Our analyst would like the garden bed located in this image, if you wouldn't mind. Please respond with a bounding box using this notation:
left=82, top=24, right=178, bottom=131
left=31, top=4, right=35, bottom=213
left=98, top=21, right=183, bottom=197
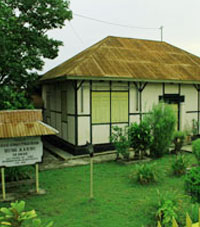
left=116, top=156, right=152, bottom=165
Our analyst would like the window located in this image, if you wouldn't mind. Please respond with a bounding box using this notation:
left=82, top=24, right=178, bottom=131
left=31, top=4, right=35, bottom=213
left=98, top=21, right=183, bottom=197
left=111, top=92, right=128, bottom=123
left=92, top=92, right=110, bottom=123
left=61, top=91, right=67, bottom=121
left=92, top=91, right=128, bottom=124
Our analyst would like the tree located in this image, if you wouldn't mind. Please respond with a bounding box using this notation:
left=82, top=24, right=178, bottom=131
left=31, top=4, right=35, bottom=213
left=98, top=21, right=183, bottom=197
left=0, top=0, right=72, bottom=109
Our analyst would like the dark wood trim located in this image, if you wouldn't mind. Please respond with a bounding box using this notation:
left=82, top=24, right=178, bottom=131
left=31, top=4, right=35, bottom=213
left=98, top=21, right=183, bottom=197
left=139, top=83, right=142, bottom=121
left=49, top=110, right=62, bottom=114
left=92, top=122, right=128, bottom=126
left=62, top=120, right=68, bottom=124
left=134, top=82, right=148, bottom=121
left=112, top=122, right=129, bottom=125
left=91, top=89, right=128, bottom=92
left=186, top=111, right=200, bottom=114
left=68, top=113, right=91, bottom=117
left=162, top=83, right=165, bottom=95
left=67, top=113, right=76, bottom=117
left=159, top=94, right=185, bottom=103
left=77, top=80, right=85, bottom=91
left=44, top=135, right=115, bottom=155
left=129, top=112, right=141, bottom=116
left=77, top=114, right=91, bottom=117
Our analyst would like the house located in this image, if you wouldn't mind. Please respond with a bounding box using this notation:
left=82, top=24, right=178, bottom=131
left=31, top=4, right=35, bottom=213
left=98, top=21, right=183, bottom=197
left=40, top=36, right=200, bottom=154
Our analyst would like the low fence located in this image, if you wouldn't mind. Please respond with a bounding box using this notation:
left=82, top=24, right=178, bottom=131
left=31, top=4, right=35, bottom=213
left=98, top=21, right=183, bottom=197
left=157, top=211, right=200, bottom=227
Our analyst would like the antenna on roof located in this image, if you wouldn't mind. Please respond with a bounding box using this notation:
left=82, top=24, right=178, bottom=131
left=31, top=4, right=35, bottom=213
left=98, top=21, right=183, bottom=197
left=160, top=26, right=164, bottom=41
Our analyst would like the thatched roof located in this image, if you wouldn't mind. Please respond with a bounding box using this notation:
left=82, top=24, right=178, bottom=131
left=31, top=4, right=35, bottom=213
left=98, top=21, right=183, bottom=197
left=41, top=36, right=200, bottom=83
left=0, top=110, right=58, bottom=138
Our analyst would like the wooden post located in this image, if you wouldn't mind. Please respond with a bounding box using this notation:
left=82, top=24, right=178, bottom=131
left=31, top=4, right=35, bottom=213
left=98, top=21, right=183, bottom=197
left=35, top=164, right=39, bottom=193
left=1, top=168, right=6, bottom=200
left=90, top=157, right=93, bottom=199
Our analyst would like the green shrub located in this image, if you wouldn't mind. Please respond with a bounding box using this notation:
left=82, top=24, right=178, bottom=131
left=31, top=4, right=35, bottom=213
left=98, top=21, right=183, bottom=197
left=172, top=131, right=186, bottom=154
left=171, top=155, right=187, bottom=176
left=136, top=163, right=156, bottom=184
left=145, top=103, right=176, bottom=158
left=156, top=190, right=178, bottom=226
left=110, top=126, right=130, bottom=160
left=5, top=166, right=34, bottom=182
left=185, top=167, right=200, bottom=202
left=192, top=139, right=200, bottom=165
left=192, top=119, right=199, bottom=136
left=187, top=203, right=199, bottom=223
left=0, top=200, right=53, bottom=227
left=128, top=120, right=152, bottom=159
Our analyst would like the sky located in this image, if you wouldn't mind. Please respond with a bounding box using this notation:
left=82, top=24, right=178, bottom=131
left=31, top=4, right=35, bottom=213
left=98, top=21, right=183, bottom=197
left=41, top=0, right=200, bottom=74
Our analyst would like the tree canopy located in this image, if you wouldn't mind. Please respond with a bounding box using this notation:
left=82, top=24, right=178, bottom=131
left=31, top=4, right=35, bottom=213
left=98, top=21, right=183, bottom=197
left=0, top=0, right=72, bottom=109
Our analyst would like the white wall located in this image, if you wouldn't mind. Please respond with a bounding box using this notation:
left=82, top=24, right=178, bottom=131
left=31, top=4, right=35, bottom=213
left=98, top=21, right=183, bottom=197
left=181, top=84, right=198, bottom=131
left=92, top=125, right=110, bottom=144
left=142, top=83, right=162, bottom=112
left=42, top=81, right=76, bottom=145
left=165, top=83, right=179, bottom=94
left=42, top=80, right=200, bottom=147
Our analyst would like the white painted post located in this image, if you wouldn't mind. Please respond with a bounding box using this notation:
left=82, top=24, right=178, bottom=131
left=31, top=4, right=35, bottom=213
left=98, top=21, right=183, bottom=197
left=35, top=164, right=39, bottom=193
left=90, top=157, right=94, bottom=199
left=1, top=168, right=6, bottom=200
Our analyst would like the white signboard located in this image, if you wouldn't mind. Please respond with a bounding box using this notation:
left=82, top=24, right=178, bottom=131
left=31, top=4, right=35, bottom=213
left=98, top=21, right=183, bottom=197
left=0, top=137, right=43, bottom=167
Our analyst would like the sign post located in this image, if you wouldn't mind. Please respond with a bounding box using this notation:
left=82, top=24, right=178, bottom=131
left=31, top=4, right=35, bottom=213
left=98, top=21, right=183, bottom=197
left=0, top=137, right=43, bottom=200
left=35, top=164, right=39, bottom=193
left=90, top=156, right=93, bottom=199
left=1, top=168, right=6, bottom=200
left=86, top=142, right=94, bottom=199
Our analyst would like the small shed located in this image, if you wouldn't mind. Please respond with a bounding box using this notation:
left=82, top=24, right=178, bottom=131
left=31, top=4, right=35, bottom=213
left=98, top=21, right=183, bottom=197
left=40, top=36, right=200, bottom=155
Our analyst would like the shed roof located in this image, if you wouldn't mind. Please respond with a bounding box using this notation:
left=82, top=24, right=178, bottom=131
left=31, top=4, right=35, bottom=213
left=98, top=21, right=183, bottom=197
left=41, top=36, right=200, bottom=83
left=0, top=110, right=58, bottom=139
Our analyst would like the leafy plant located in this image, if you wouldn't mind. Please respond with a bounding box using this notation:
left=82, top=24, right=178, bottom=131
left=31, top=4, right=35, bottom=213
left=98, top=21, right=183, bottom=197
left=0, top=86, right=34, bottom=110
left=0, top=200, right=53, bottom=227
left=171, top=155, right=187, bottom=176
left=192, top=119, right=199, bottom=136
left=192, top=139, right=200, bottom=165
left=186, top=203, right=199, bottom=223
left=156, top=190, right=179, bottom=227
left=5, top=166, right=34, bottom=182
left=185, top=167, right=200, bottom=202
left=110, top=126, right=130, bottom=160
left=145, top=103, right=176, bottom=158
left=128, top=120, right=152, bottom=159
left=135, top=164, right=156, bottom=184
left=172, top=131, right=186, bottom=154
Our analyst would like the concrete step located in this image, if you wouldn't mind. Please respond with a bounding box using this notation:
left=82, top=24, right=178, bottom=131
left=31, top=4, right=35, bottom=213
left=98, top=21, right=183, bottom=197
left=43, top=141, right=73, bottom=161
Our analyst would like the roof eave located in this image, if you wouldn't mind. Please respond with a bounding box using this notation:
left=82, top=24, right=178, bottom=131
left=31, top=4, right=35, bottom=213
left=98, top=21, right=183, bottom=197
left=40, top=74, right=200, bottom=85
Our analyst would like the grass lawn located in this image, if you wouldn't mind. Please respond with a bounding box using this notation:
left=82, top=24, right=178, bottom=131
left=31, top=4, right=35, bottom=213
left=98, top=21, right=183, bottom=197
left=1, top=153, right=198, bottom=227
